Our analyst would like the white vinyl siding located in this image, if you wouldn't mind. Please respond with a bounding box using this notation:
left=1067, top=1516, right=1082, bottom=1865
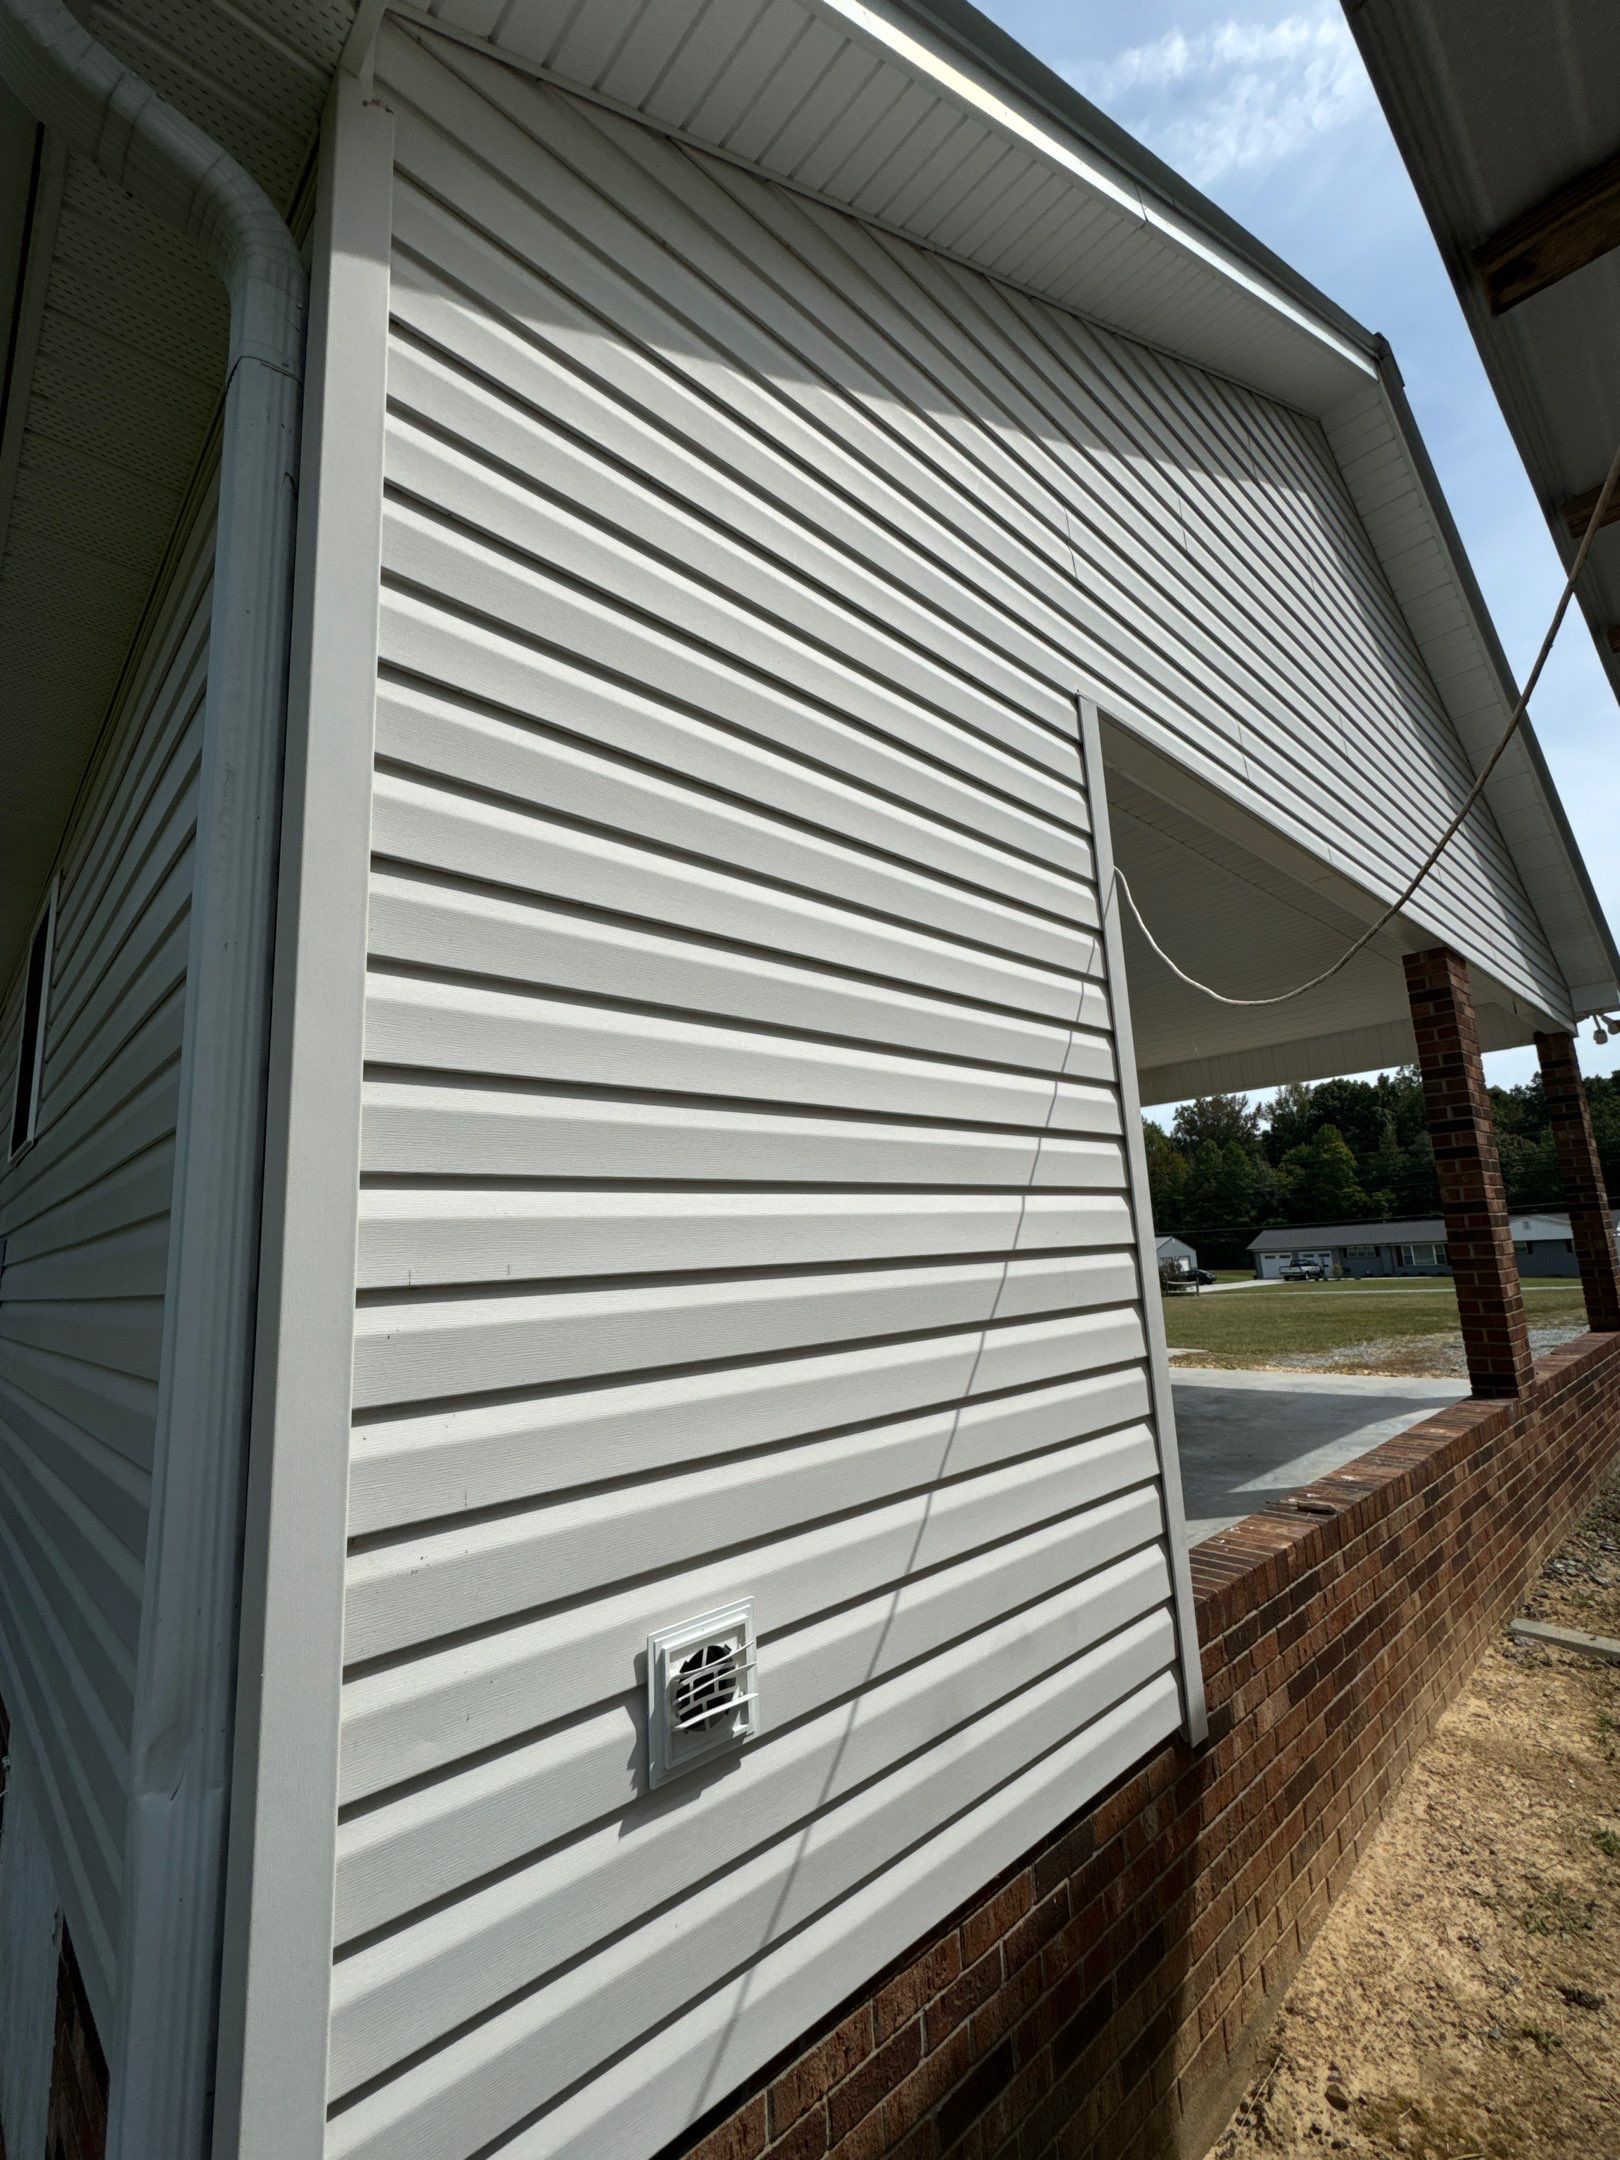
left=322, top=23, right=1561, bottom=2158
left=324, top=29, right=1201, bottom=2160
left=0, top=480, right=214, bottom=2027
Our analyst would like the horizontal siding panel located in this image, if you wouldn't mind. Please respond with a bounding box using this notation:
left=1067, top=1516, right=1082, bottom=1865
left=348, top=1310, right=1148, bottom=1532
left=352, top=1252, right=1140, bottom=1410
left=328, top=1619, right=1175, bottom=2144
left=367, top=872, right=1114, bottom=1080
left=362, top=972, right=1122, bottom=1133
left=334, top=1490, right=1162, bottom=1936
left=368, top=664, right=1093, bottom=968
left=0, top=480, right=209, bottom=2028
left=385, top=29, right=1565, bottom=1010
left=330, top=1564, right=1171, bottom=2095
left=340, top=1423, right=1165, bottom=1799
left=529, top=1674, right=1181, bottom=2160
left=370, top=770, right=1100, bottom=1022
left=346, top=1366, right=1152, bottom=1658
left=359, top=1080, right=1127, bottom=1191
left=356, top=1186, right=1132, bottom=1286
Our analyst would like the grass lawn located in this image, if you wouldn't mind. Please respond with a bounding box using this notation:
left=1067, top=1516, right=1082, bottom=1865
left=1162, top=1276, right=1590, bottom=1375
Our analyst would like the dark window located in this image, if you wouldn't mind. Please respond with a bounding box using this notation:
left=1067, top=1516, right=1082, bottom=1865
left=9, top=887, right=54, bottom=1157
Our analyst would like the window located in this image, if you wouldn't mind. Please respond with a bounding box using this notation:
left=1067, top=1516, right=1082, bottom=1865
left=9, top=880, right=56, bottom=1159
left=1397, top=1242, right=1445, bottom=1268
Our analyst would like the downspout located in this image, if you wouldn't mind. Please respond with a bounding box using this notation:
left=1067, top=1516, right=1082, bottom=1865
left=0, top=4, right=305, bottom=2155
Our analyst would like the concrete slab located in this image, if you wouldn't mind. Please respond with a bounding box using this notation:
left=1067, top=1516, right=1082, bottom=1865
left=1170, top=1366, right=1467, bottom=1545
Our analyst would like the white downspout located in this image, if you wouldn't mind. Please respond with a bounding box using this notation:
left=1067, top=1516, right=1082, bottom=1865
left=0, top=4, right=305, bottom=2155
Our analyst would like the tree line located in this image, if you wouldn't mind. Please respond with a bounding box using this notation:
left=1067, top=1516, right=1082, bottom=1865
left=1145, top=1068, right=1620, bottom=1268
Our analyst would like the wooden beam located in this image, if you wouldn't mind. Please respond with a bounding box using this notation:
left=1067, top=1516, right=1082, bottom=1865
left=1607, top=625, right=1620, bottom=655
left=1473, top=147, right=1620, bottom=314
left=1560, top=482, right=1620, bottom=541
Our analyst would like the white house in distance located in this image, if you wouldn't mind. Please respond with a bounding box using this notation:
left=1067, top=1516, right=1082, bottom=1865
left=2, top=4, right=1620, bottom=2159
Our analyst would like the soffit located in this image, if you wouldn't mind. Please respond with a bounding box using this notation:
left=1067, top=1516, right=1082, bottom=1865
left=0, top=0, right=355, bottom=980
left=1347, top=0, right=1620, bottom=720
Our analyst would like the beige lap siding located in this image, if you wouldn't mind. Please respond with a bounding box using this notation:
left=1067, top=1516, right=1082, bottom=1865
left=0, top=480, right=215, bottom=2031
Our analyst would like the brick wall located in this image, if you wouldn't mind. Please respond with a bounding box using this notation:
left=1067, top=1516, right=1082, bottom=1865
left=44, top=1931, right=105, bottom=2160
left=665, top=1330, right=1620, bottom=2160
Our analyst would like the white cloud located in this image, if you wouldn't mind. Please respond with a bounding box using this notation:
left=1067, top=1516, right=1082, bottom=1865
left=1078, top=8, right=1371, bottom=189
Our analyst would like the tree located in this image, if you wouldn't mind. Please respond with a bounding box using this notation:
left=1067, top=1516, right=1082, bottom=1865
left=1181, top=1139, right=1263, bottom=1266
left=1363, top=1112, right=1405, bottom=1217
left=1171, top=1093, right=1262, bottom=1153
left=1276, top=1124, right=1368, bottom=1222
left=1396, top=1130, right=1440, bottom=1216
left=1261, top=1081, right=1317, bottom=1165
left=1143, top=1120, right=1188, bottom=1234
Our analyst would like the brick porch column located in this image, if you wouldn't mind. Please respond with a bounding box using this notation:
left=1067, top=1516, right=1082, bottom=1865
left=1534, top=1030, right=1620, bottom=1330
left=1404, top=948, right=1533, bottom=1397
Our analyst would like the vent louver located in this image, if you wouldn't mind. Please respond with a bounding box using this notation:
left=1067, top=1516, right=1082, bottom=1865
left=646, top=1600, right=758, bottom=1788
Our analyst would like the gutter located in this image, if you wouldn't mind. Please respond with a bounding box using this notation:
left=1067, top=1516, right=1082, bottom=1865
left=0, top=3, right=306, bottom=2154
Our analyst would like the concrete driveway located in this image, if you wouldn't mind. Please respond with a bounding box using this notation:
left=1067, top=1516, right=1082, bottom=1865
left=1170, top=1366, right=1467, bottom=1544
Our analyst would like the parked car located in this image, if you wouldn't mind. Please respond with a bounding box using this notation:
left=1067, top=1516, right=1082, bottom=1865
left=1281, top=1261, right=1328, bottom=1281
left=1187, top=1268, right=1216, bottom=1285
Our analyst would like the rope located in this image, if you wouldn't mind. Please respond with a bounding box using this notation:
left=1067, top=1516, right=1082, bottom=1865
left=1107, top=442, right=1620, bottom=1008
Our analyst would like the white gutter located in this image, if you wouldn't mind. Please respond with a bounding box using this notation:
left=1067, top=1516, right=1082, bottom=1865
left=0, top=4, right=305, bottom=2155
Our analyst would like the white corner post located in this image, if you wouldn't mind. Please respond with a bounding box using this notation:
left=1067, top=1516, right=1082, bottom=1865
left=0, top=1, right=307, bottom=2151
left=210, top=71, right=393, bottom=2160
left=1077, top=697, right=1208, bottom=1744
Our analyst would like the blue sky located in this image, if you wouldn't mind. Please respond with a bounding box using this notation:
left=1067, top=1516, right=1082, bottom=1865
left=972, top=0, right=1620, bottom=1091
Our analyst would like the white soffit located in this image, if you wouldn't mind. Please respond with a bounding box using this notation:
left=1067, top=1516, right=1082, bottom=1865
left=0, top=0, right=356, bottom=981
left=410, top=0, right=1378, bottom=412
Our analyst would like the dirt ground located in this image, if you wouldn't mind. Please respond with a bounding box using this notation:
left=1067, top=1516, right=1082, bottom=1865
left=1210, top=1467, right=1620, bottom=2160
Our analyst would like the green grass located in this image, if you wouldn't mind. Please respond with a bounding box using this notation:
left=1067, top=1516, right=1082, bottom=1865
left=1160, top=1276, right=1588, bottom=1368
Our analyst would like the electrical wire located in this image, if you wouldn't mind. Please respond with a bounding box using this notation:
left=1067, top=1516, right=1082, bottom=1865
left=1107, top=442, right=1620, bottom=1008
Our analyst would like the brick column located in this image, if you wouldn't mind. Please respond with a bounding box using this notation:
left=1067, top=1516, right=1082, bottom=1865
left=1534, top=1030, right=1620, bottom=1330
left=1404, top=948, right=1533, bottom=1397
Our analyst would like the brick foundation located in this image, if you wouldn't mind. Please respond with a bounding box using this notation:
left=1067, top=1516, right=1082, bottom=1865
left=45, top=1930, right=106, bottom=2160
left=665, top=1330, right=1620, bottom=2160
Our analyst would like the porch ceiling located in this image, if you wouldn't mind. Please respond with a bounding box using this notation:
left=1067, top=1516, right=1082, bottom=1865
left=1347, top=0, right=1620, bottom=717
left=1102, top=722, right=1549, bottom=1105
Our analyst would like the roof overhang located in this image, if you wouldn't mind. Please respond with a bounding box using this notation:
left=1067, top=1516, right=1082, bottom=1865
left=2, top=0, right=1614, bottom=1026
left=1345, top=0, right=1620, bottom=716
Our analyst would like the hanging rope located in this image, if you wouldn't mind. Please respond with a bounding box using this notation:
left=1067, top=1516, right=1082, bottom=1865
left=1108, top=442, right=1620, bottom=1008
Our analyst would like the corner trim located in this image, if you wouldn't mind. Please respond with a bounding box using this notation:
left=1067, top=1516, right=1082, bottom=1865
left=210, top=71, right=394, bottom=2160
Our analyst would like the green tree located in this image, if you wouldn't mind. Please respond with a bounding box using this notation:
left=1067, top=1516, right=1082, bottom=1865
left=1171, top=1093, right=1262, bottom=1152
left=1276, top=1124, right=1368, bottom=1222
left=1181, top=1139, right=1263, bottom=1266
left=1396, top=1129, right=1440, bottom=1216
left=1363, top=1112, right=1405, bottom=1216
left=1142, top=1119, right=1188, bottom=1234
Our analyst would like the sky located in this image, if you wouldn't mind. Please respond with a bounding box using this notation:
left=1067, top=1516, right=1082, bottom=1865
left=970, top=0, right=1620, bottom=1096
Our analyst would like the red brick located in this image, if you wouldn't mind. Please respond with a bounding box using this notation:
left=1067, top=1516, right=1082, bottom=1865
left=665, top=1332, right=1620, bottom=2160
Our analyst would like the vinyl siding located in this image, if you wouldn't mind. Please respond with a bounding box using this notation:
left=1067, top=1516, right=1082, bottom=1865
left=325, top=25, right=1549, bottom=2158
left=0, top=478, right=214, bottom=2028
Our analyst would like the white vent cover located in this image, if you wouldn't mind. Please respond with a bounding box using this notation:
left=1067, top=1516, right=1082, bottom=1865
left=646, top=1600, right=758, bottom=1788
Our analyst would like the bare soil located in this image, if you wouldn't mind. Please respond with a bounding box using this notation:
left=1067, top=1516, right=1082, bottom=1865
left=1210, top=1467, right=1620, bottom=2160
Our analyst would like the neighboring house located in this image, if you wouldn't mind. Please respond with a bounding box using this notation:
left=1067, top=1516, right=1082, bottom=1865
left=1249, top=1212, right=1620, bottom=1278
left=1, top=5, right=1620, bottom=2160
left=1156, top=1236, right=1199, bottom=1273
